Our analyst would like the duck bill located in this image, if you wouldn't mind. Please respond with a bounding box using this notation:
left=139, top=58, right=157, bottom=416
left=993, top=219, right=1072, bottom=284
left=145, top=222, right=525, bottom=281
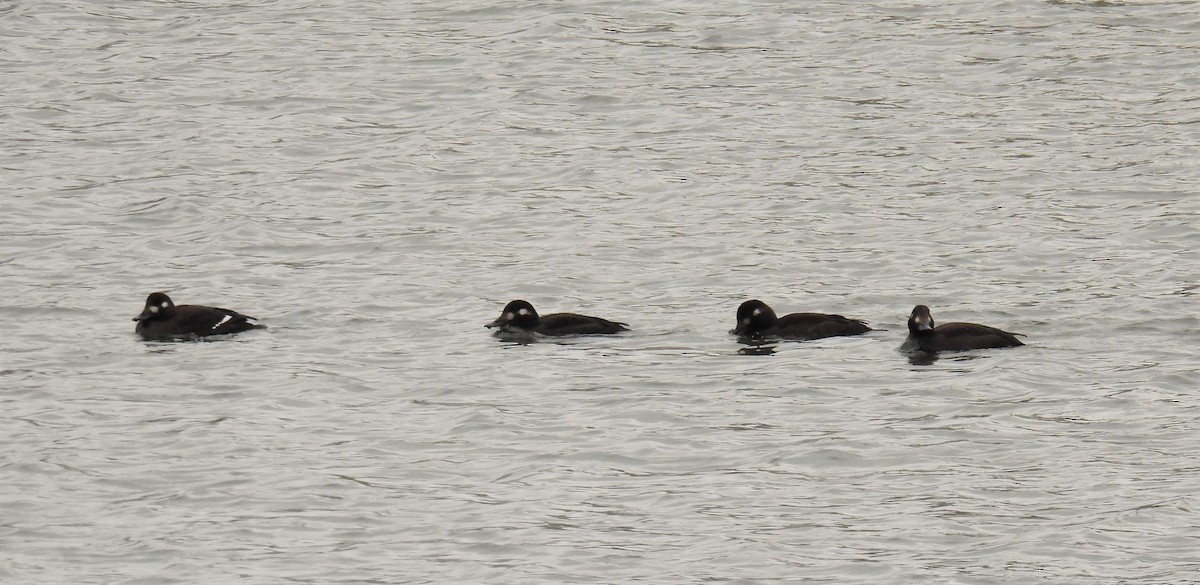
left=731, top=317, right=756, bottom=336
left=485, top=318, right=503, bottom=329
left=133, top=308, right=153, bottom=322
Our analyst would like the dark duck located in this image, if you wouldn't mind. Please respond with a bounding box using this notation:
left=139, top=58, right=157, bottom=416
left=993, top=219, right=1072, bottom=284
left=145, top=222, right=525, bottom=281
left=133, top=292, right=265, bottom=341
left=732, top=299, right=871, bottom=340
left=901, top=304, right=1023, bottom=352
left=486, top=299, right=628, bottom=336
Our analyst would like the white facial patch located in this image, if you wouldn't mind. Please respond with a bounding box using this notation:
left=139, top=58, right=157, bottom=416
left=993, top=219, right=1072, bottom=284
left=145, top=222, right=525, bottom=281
left=149, top=305, right=160, bottom=314
left=518, top=308, right=531, bottom=316
left=160, top=301, right=170, bottom=308
left=752, top=308, right=761, bottom=316
left=212, top=315, right=233, bottom=330
left=503, top=312, right=514, bottom=321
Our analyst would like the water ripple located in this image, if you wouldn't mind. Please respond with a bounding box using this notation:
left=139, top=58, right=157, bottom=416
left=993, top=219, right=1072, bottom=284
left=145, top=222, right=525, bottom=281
left=2, top=0, right=1199, bottom=583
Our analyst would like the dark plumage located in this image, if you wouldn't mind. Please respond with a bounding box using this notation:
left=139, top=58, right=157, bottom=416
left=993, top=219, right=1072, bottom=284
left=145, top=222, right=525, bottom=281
left=732, top=299, right=872, bottom=340
left=901, top=304, right=1023, bottom=352
left=485, top=299, right=628, bottom=336
left=133, top=292, right=265, bottom=341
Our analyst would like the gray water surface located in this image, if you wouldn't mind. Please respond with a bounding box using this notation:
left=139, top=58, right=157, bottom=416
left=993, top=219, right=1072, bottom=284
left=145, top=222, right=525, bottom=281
left=3, top=1, right=1199, bottom=583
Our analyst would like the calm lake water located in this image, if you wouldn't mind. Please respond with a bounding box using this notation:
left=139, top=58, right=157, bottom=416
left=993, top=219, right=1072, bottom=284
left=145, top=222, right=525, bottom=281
left=3, top=0, right=1199, bottom=583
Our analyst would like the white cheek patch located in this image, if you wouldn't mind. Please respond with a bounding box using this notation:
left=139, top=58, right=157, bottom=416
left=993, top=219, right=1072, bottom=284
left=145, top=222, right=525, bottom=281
left=752, top=308, right=761, bottom=316
left=504, top=312, right=514, bottom=321
left=212, top=315, right=233, bottom=330
left=518, top=308, right=531, bottom=316
left=149, top=305, right=160, bottom=314
left=160, top=302, right=170, bottom=308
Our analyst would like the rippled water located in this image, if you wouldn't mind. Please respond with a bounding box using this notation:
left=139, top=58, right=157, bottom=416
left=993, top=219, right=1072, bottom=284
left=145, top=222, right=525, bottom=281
left=3, top=0, right=1199, bottom=583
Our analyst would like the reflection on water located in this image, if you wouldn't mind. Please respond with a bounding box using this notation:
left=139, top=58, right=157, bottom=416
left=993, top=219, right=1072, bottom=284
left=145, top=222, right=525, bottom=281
left=489, top=328, right=538, bottom=345
left=489, top=329, right=634, bottom=347
left=906, top=349, right=997, bottom=366
left=906, top=349, right=939, bottom=366
left=736, top=343, right=777, bottom=356
left=733, top=333, right=778, bottom=356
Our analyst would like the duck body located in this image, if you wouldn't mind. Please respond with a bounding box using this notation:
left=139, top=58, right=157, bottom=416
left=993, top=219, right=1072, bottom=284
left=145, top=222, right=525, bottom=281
left=134, top=292, right=265, bottom=341
left=486, top=299, right=628, bottom=336
left=901, top=304, right=1023, bottom=352
left=732, top=299, right=871, bottom=340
